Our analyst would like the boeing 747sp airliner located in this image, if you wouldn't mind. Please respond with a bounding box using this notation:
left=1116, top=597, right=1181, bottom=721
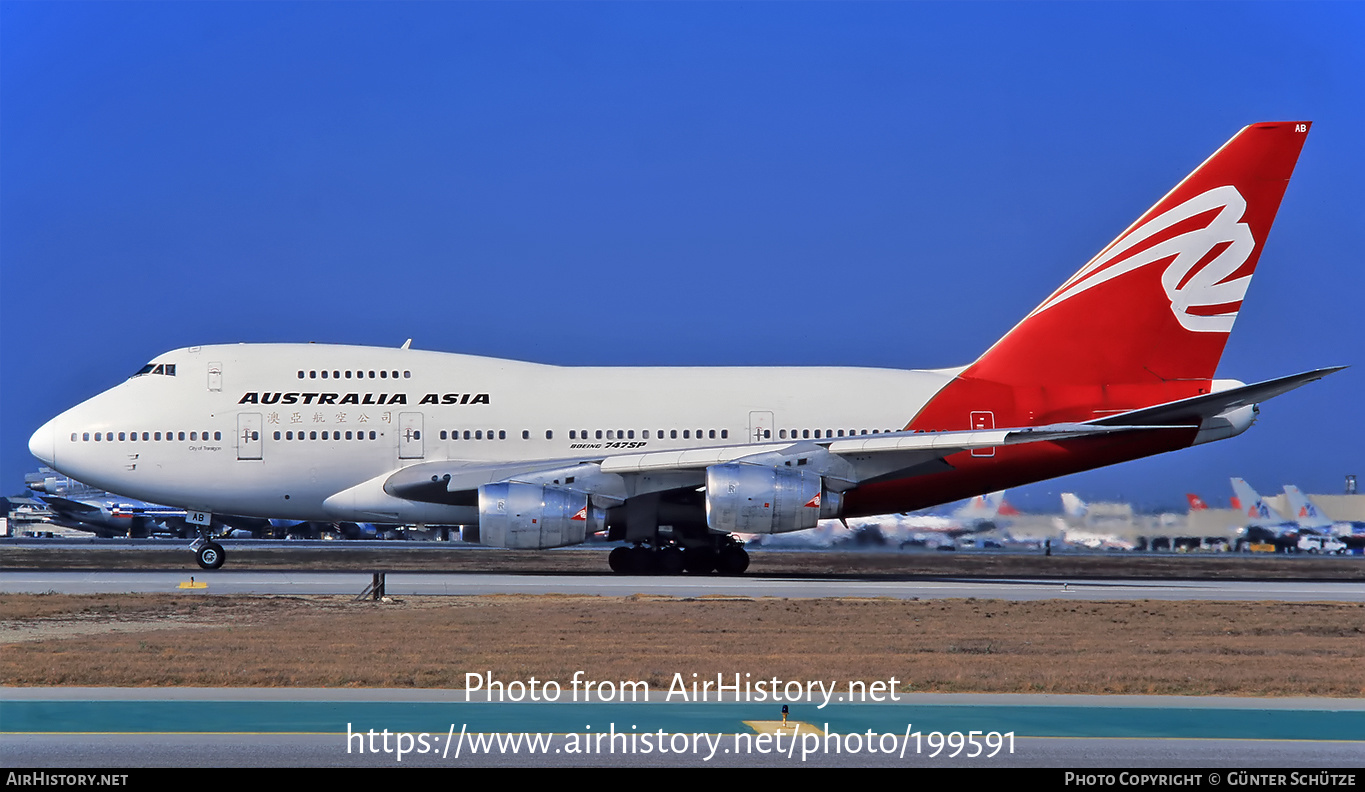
left=28, top=122, right=1340, bottom=572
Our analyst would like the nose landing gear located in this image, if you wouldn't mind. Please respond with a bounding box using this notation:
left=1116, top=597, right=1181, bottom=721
left=190, top=536, right=227, bottom=570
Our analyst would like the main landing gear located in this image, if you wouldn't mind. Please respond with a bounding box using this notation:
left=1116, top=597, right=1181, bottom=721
left=608, top=536, right=749, bottom=576
left=190, top=536, right=227, bottom=570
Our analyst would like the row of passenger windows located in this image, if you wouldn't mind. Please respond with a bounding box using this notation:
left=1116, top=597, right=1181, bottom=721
left=444, top=430, right=506, bottom=440
left=442, top=430, right=551, bottom=440
left=274, top=430, right=378, bottom=441
left=437, top=428, right=892, bottom=441
left=73, top=431, right=219, bottom=442
left=346, top=427, right=896, bottom=442
left=70, top=426, right=897, bottom=445
left=436, top=428, right=733, bottom=441
left=299, top=369, right=410, bottom=380
left=571, top=429, right=730, bottom=441
left=778, top=429, right=894, bottom=439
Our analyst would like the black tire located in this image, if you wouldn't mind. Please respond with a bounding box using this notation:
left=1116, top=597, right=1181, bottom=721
left=628, top=545, right=657, bottom=575
left=683, top=546, right=717, bottom=574
left=608, top=546, right=631, bottom=574
left=716, top=545, right=750, bottom=575
left=196, top=542, right=226, bottom=570
left=657, top=546, right=686, bottom=576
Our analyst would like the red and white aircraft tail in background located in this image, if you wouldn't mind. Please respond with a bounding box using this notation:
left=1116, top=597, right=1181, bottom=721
left=29, top=122, right=1341, bottom=573
left=1186, top=494, right=1211, bottom=511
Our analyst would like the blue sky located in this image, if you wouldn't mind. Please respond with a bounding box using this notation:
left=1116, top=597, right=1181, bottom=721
left=2, top=2, right=1361, bottom=512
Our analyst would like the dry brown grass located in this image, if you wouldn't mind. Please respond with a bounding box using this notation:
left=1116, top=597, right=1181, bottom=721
left=2, top=593, right=1362, bottom=696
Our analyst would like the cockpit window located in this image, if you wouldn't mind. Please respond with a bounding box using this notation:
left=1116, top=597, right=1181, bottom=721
left=132, top=363, right=177, bottom=378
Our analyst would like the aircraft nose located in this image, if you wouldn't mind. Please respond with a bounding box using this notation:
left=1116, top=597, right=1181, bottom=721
left=29, top=420, right=56, bottom=466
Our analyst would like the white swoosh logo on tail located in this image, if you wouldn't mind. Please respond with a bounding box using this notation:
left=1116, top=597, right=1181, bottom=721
left=1033, top=185, right=1255, bottom=333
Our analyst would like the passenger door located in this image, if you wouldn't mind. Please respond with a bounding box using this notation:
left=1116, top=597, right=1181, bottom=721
left=399, top=412, right=424, bottom=459
left=748, top=411, right=774, bottom=444
left=237, top=413, right=263, bottom=460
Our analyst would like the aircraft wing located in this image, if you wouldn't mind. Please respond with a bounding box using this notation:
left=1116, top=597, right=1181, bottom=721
left=597, top=422, right=1183, bottom=476
left=35, top=496, right=102, bottom=516
left=387, top=420, right=1189, bottom=507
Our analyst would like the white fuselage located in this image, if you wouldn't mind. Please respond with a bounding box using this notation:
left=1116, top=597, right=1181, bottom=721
left=30, top=344, right=958, bottom=523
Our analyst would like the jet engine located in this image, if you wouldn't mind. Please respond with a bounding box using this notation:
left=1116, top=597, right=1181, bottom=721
left=477, top=482, right=605, bottom=549
left=705, top=463, right=840, bottom=534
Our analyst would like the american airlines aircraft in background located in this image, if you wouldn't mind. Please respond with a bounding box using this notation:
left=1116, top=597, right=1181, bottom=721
left=1230, top=477, right=1302, bottom=543
left=1228, top=477, right=1348, bottom=552
left=27, top=122, right=1340, bottom=573
left=1282, top=485, right=1332, bottom=533
left=1282, top=485, right=1365, bottom=546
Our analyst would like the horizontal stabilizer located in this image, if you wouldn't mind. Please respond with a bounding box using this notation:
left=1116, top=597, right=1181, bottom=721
left=1090, top=367, right=1345, bottom=428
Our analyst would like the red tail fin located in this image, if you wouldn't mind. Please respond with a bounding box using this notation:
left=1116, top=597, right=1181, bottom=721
left=911, top=122, right=1309, bottom=430
left=1186, top=494, right=1209, bottom=511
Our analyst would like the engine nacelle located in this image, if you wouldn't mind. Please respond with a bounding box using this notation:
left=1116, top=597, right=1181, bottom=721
left=477, top=482, right=605, bottom=549
left=705, top=464, right=833, bottom=534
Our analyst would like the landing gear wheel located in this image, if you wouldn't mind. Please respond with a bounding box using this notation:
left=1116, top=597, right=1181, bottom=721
left=196, top=542, right=226, bottom=570
left=629, top=545, right=657, bottom=575
left=716, top=545, right=749, bottom=575
left=608, top=546, right=632, bottom=574
left=657, top=546, right=686, bottom=576
left=683, top=546, right=717, bottom=574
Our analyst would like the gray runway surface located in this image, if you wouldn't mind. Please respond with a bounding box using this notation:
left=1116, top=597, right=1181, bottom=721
left=3, top=569, right=1363, bottom=600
